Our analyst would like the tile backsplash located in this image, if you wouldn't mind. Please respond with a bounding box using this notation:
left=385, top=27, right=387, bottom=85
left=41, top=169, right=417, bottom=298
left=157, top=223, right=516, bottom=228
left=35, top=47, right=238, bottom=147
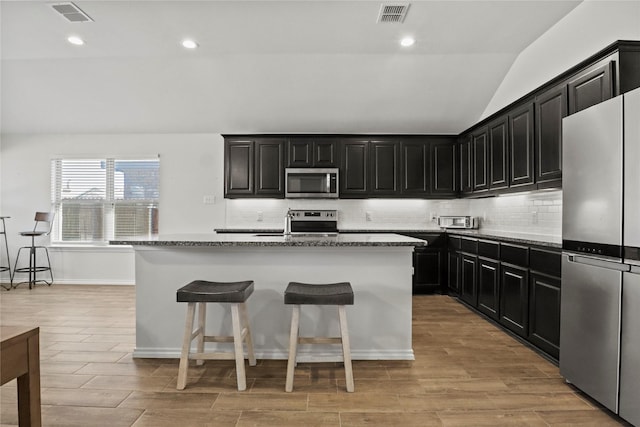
left=224, top=190, right=562, bottom=237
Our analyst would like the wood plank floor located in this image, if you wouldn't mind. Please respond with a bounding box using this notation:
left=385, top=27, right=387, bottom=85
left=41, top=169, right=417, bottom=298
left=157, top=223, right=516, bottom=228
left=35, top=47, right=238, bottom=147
left=0, top=285, right=629, bottom=426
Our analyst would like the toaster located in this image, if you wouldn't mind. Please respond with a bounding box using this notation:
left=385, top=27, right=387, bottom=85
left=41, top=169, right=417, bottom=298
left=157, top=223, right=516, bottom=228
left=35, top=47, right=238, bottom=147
left=437, top=216, right=478, bottom=229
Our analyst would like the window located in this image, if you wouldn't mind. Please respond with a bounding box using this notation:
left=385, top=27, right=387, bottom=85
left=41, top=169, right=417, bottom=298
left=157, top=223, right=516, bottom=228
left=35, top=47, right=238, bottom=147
left=51, top=157, right=160, bottom=244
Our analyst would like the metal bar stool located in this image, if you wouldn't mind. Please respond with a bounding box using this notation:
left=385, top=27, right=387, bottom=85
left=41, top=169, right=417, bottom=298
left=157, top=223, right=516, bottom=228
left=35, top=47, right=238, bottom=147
left=284, top=281, right=355, bottom=392
left=176, top=280, right=256, bottom=391
left=12, top=212, right=54, bottom=290
left=0, top=216, right=12, bottom=290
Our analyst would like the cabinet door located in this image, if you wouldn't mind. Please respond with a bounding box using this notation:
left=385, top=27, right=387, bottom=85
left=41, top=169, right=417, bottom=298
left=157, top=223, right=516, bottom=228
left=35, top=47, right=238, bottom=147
left=568, top=61, right=614, bottom=114
left=431, top=140, right=457, bottom=196
left=413, top=249, right=442, bottom=294
left=472, top=128, right=489, bottom=192
left=509, top=102, right=535, bottom=188
left=255, top=139, right=285, bottom=196
left=448, top=251, right=460, bottom=295
left=314, top=140, right=337, bottom=167
left=460, top=254, right=478, bottom=307
left=535, top=85, right=567, bottom=185
left=488, top=117, right=509, bottom=190
left=370, top=141, right=399, bottom=195
left=340, top=140, right=369, bottom=196
left=224, top=139, right=254, bottom=196
left=459, top=137, right=473, bottom=194
left=529, top=272, right=561, bottom=359
left=400, top=140, right=429, bottom=196
left=478, top=258, right=500, bottom=320
left=500, top=264, right=529, bottom=338
left=287, top=138, right=313, bottom=167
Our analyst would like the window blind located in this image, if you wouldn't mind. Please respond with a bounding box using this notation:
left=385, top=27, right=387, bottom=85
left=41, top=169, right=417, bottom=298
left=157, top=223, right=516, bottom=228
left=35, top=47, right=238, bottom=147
left=51, top=158, right=159, bottom=243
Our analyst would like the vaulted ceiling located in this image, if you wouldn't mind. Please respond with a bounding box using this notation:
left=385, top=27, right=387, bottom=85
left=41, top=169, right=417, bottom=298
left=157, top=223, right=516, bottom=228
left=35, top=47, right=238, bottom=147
left=1, top=0, right=582, bottom=135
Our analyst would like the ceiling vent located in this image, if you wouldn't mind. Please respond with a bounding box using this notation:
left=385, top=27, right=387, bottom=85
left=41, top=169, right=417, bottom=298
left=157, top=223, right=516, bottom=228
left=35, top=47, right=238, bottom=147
left=50, top=2, right=93, bottom=22
left=377, top=3, right=410, bottom=23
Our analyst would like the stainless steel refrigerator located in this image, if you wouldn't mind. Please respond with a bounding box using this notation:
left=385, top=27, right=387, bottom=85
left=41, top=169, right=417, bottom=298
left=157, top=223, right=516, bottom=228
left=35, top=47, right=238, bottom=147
left=561, top=86, right=640, bottom=425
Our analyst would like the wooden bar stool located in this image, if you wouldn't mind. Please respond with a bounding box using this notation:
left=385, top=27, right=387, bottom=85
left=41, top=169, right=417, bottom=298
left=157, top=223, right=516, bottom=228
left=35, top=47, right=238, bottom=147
left=284, top=281, right=354, bottom=392
left=176, top=280, right=256, bottom=391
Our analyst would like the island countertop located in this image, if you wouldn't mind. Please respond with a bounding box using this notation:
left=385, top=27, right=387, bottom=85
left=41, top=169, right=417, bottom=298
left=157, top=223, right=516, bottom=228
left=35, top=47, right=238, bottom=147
left=110, top=232, right=427, bottom=247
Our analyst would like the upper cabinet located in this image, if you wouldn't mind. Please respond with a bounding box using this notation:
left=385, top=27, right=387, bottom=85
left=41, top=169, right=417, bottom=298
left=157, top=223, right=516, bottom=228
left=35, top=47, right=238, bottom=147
left=370, top=140, right=400, bottom=196
left=568, top=61, right=613, bottom=115
left=340, top=139, right=370, bottom=196
left=287, top=137, right=337, bottom=168
left=459, top=135, right=473, bottom=195
left=400, top=140, right=430, bottom=196
left=535, top=84, right=567, bottom=187
left=508, top=102, right=535, bottom=189
left=472, top=128, right=489, bottom=193
left=488, top=116, right=509, bottom=190
left=431, top=138, right=457, bottom=196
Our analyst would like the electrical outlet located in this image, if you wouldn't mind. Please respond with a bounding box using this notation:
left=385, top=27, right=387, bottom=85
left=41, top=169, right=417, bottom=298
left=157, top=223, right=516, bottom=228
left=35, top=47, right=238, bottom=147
left=531, top=211, right=538, bottom=224
left=366, top=211, right=373, bottom=222
left=257, top=211, right=263, bottom=222
left=203, top=195, right=215, bottom=204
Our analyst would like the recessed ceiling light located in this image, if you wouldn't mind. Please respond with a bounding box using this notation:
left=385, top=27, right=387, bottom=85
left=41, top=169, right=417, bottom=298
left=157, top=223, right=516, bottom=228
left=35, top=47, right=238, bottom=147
left=400, top=37, right=415, bottom=47
left=67, top=35, right=85, bottom=46
left=181, top=39, right=198, bottom=49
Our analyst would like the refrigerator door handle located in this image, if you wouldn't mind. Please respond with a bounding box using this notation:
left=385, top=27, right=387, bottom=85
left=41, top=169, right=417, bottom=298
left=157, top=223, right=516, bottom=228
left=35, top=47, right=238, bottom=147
left=566, top=254, right=631, bottom=272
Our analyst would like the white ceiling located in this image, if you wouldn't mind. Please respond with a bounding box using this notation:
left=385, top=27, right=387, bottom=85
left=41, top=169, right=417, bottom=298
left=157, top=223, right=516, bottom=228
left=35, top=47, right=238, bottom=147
left=0, top=0, right=582, bottom=135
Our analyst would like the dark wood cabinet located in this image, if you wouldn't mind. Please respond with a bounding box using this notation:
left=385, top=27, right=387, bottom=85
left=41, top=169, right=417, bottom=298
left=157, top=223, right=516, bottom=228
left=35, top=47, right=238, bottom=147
left=431, top=139, right=457, bottom=196
left=568, top=61, right=614, bottom=114
left=340, top=140, right=369, bottom=196
left=370, top=141, right=399, bottom=195
left=488, top=116, right=509, bottom=190
left=459, top=137, right=473, bottom=194
left=254, top=139, right=285, bottom=196
left=472, top=128, right=489, bottom=192
left=448, top=250, right=460, bottom=295
left=535, top=85, right=567, bottom=186
left=224, top=139, right=254, bottom=197
left=529, top=273, right=561, bottom=359
left=287, top=138, right=337, bottom=168
left=413, top=248, right=443, bottom=294
left=460, top=253, right=478, bottom=307
left=509, top=102, right=535, bottom=189
left=499, top=264, right=529, bottom=338
left=400, top=141, right=429, bottom=196
left=478, top=257, right=500, bottom=320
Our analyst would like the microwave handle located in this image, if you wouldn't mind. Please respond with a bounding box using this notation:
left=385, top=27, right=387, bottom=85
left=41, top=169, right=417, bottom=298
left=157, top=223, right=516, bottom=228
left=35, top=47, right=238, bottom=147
left=327, top=173, right=330, bottom=193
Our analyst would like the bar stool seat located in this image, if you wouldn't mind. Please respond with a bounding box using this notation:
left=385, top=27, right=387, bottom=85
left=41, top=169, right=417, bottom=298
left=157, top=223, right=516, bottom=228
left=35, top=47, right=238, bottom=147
left=284, top=281, right=354, bottom=393
left=176, top=280, right=256, bottom=391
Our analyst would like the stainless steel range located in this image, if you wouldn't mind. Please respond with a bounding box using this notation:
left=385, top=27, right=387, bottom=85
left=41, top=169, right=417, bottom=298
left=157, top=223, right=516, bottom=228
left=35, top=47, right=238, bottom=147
left=285, top=209, right=338, bottom=235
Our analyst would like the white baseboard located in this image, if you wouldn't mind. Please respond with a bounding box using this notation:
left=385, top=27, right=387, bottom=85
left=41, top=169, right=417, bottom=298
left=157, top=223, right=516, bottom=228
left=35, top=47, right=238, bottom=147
left=0, top=279, right=135, bottom=286
left=133, top=347, right=415, bottom=360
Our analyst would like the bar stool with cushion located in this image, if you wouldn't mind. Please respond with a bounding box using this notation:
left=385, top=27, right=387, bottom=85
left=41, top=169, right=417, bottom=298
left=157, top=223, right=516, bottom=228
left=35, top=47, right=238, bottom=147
left=176, top=280, right=256, bottom=391
left=12, top=212, right=54, bottom=289
left=284, top=281, right=355, bottom=392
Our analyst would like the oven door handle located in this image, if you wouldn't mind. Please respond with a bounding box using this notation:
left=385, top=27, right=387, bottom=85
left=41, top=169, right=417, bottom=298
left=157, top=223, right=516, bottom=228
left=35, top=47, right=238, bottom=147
left=566, top=253, right=630, bottom=272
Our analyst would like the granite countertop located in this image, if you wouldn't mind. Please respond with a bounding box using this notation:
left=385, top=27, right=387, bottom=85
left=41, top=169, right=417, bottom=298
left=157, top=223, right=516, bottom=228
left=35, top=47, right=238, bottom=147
left=214, top=228, right=561, bottom=248
left=110, top=233, right=427, bottom=247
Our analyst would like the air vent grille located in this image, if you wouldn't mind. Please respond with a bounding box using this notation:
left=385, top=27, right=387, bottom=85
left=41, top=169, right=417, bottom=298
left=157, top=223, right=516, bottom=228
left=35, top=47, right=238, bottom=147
left=377, top=3, right=410, bottom=23
left=51, top=2, right=93, bottom=22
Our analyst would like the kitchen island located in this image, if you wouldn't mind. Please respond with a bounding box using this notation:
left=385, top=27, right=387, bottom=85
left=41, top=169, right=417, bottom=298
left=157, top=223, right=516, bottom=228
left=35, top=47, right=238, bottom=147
left=110, top=233, right=425, bottom=360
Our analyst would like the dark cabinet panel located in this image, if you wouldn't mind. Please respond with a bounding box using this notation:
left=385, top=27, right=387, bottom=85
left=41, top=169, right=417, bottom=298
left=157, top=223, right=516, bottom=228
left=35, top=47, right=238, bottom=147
left=431, top=140, right=457, bottom=195
left=478, top=258, right=500, bottom=320
left=400, top=141, right=429, bottom=195
left=529, top=272, right=561, bottom=359
left=459, top=137, right=473, bottom=194
left=414, top=249, right=443, bottom=294
left=509, top=102, right=535, bottom=188
left=370, top=141, right=399, bottom=195
left=287, top=138, right=337, bottom=168
left=448, top=251, right=460, bottom=295
left=500, top=264, right=529, bottom=338
left=340, top=140, right=369, bottom=196
left=488, top=117, right=509, bottom=190
left=472, top=128, right=489, bottom=192
left=255, top=139, right=285, bottom=196
left=535, top=85, right=567, bottom=186
left=568, top=61, right=614, bottom=114
left=460, top=254, right=478, bottom=307
left=224, top=140, right=254, bottom=196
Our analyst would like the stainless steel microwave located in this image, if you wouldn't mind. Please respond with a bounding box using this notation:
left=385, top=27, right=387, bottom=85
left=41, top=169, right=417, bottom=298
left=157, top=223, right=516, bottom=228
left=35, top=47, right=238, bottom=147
left=285, top=168, right=339, bottom=198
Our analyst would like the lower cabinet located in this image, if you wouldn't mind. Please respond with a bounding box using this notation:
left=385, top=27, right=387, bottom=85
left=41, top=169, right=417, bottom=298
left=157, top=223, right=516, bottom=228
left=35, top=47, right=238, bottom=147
left=499, top=264, right=529, bottom=338
left=413, top=248, right=443, bottom=294
left=460, top=254, right=478, bottom=307
left=447, top=251, right=460, bottom=295
left=478, top=258, right=500, bottom=320
left=528, top=273, right=561, bottom=359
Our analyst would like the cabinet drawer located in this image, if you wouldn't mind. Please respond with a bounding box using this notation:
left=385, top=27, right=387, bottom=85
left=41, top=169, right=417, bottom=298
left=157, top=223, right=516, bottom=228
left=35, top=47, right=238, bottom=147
left=478, top=240, right=500, bottom=259
left=501, top=243, right=528, bottom=267
left=461, top=238, right=478, bottom=254
left=530, top=248, right=561, bottom=277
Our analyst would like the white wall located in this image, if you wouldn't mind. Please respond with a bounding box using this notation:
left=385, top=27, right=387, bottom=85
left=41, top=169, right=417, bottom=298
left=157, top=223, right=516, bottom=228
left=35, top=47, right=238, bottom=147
left=482, top=0, right=640, bottom=119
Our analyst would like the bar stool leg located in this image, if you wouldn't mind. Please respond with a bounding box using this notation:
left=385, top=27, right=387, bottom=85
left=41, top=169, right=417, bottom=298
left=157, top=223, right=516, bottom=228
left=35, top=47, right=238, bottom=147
left=231, top=304, right=247, bottom=391
left=239, top=302, right=256, bottom=366
left=338, top=305, right=354, bottom=392
left=195, top=303, right=206, bottom=366
left=177, top=302, right=196, bottom=390
left=285, top=305, right=300, bottom=392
